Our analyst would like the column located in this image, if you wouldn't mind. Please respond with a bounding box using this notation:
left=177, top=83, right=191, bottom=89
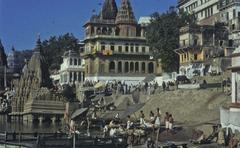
left=81, top=72, right=84, bottom=82
left=139, top=62, right=142, bottom=74
left=133, top=61, right=135, bottom=73
left=145, top=62, right=149, bottom=74
left=115, top=61, right=118, bottom=73
left=122, top=61, right=125, bottom=74
left=67, top=72, right=70, bottom=83
left=153, top=63, right=156, bottom=74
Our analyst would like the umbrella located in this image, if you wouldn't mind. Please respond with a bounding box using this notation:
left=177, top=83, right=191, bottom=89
left=71, top=108, right=88, bottom=119
left=94, top=81, right=105, bottom=89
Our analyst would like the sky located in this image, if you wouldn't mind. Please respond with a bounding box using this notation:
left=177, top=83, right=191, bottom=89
left=0, top=0, right=177, bottom=53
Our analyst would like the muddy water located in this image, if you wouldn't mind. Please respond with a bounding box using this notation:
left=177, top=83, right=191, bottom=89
left=0, top=115, right=63, bottom=133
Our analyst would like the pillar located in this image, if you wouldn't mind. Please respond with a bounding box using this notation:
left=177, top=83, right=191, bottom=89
left=122, top=61, right=125, bottom=74
left=67, top=72, right=70, bottom=83
left=139, top=62, right=142, bottom=74
left=145, top=62, right=149, bottom=74
left=115, top=61, right=118, bottom=73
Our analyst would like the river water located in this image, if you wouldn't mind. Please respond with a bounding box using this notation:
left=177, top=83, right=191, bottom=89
left=0, top=115, right=63, bottom=133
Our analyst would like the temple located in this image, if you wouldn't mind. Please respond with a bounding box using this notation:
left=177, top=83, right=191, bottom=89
left=11, top=38, right=66, bottom=123
left=83, top=0, right=162, bottom=84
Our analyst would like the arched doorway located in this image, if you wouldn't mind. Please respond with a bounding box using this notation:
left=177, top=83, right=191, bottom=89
left=109, top=61, right=115, bottom=73
left=148, top=62, right=154, bottom=73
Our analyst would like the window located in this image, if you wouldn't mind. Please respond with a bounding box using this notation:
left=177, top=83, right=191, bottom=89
left=74, top=59, right=77, bottom=65
left=78, top=59, right=81, bottom=65
left=233, top=9, right=236, bottom=18
left=183, top=40, right=186, bottom=46
left=135, top=45, right=139, bottom=53
left=125, top=44, right=129, bottom=52
left=194, top=39, right=198, bottom=46
left=111, top=45, right=115, bottom=51
left=142, top=47, right=146, bottom=53
left=70, top=58, right=73, bottom=65
left=229, top=40, right=234, bottom=47
left=130, top=45, right=134, bottom=52
left=101, top=45, right=105, bottom=51
left=118, top=46, right=122, bottom=52
left=194, top=54, right=198, bottom=60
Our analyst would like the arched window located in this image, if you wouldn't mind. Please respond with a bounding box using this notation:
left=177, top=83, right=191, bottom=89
left=70, top=58, right=73, bottom=65
left=118, top=62, right=122, bottom=73
left=148, top=62, right=154, bottom=73
left=74, top=59, right=77, bottom=65
left=115, top=27, right=120, bottom=36
left=109, top=61, right=115, bottom=73
left=130, top=62, right=134, bottom=72
left=97, top=28, right=101, bottom=35
left=135, top=62, right=139, bottom=72
left=125, top=43, right=129, bottom=52
left=142, top=62, right=146, bottom=73
left=108, top=28, right=112, bottom=35
left=102, top=27, right=108, bottom=35
left=125, top=62, right=129, bottom=73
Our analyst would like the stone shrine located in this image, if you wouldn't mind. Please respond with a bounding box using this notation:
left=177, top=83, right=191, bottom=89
left=11, top=38, right=66, bottom=122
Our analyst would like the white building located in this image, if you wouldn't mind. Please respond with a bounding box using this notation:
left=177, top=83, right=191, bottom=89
left=59, top=50, right=85, bottom=85
left=221, top=46, right=240, bottom=132
left=178, top=0, right=220, bottom=25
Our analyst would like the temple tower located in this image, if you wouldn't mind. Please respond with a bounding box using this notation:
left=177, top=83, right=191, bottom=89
left=115, top=0, right=137, bottom=37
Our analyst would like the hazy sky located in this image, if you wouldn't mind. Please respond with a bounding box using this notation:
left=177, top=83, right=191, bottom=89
left=0, top=0, right=177, bottom=52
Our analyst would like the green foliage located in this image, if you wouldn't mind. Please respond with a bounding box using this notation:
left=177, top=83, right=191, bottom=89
left=0, top=39, right=7, bottom=66
left=41, top=33, right=80, bottom=72
left=146, top=8, right=195, bottom=72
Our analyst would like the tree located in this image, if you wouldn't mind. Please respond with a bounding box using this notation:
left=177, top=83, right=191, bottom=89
left=0, top=39, right=7, bottom=67
left=40, top=33, right=80, bottom=72
left=146, top=8, right=195, bottom=72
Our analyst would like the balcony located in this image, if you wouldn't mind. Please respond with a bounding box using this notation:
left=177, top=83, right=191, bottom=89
left=84, top=35, right=146, bottom=41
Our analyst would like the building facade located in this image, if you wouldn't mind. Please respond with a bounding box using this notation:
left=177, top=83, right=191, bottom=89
left=175, top=24, right=228, bottom=78
left=59, top=50, right=85, bottom=85
left=219, top=0, right=240, bottom=52
left=7, top=47, right=32, bottom=74
left=83, top=0, right=162, bottom=84
left=178, top=0, right=220, bottom=25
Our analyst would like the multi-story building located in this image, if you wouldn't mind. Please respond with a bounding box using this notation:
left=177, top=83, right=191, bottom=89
left=83, top=0, right=162, bottom=84
left=219, top=0, right=240, bottom=52
left=175, top=24, right=228, bottom=77
left=7, top=47, right=32, bottom=74
left=178, top=0, right=220, bottom=25
left=59, top=50, right=85, bottom=85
